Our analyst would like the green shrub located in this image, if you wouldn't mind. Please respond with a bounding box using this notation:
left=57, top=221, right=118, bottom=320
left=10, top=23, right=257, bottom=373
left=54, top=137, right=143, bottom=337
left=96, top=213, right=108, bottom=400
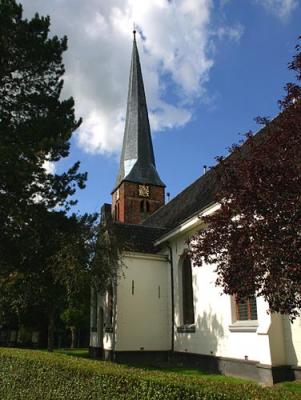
left=0, top=348, right=298, bottom=399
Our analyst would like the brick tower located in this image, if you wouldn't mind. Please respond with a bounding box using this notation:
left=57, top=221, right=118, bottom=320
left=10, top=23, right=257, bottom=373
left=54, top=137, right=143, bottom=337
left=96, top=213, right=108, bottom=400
left=112, top=31, right=165, bottom=224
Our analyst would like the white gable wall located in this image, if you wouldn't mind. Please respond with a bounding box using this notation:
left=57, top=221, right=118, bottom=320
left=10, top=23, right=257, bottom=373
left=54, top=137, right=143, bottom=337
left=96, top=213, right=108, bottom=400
left=111, top=252, right=171, bottom=352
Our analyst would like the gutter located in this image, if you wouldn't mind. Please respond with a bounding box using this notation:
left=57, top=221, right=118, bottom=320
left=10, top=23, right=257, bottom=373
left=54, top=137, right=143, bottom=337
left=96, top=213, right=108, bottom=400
left=154, top=202, right=220, bottom=246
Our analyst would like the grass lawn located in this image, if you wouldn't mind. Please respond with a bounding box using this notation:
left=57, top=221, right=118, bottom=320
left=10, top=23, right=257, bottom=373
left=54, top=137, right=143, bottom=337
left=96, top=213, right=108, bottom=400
left=0, top=347, right=300, bottom=399
left=278, top=381, right=301, bottom=395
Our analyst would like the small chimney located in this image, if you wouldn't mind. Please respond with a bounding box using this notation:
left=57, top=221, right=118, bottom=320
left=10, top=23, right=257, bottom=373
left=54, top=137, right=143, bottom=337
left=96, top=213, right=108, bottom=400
left=166, top=192, right=170, bottom=202
left=203, top=165, right=207, bottom=174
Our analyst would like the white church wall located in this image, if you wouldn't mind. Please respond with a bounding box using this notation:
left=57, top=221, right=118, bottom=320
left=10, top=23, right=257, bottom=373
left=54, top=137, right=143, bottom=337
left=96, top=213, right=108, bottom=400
left=268, top=313, right=286, bottom=365
left=283, top=316, right=301, bottom=366
left=170, top=229, right=275, bottom=366
left=113, top=252, right=171, bottom=352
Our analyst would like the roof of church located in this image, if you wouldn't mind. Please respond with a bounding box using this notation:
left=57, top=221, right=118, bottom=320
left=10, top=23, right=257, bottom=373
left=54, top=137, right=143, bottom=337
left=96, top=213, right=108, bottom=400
left=142, top=167, right=217, bottom=232
left=113, top=32, right=165, bottom=191
left=142, top=120, right=273, bottom=234
left=112, top=222, right=165, bottom=253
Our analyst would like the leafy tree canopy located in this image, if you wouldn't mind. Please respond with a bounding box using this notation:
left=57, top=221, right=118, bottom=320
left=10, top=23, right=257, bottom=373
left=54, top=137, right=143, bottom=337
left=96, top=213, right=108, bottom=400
left=0, top=0, right=97, bottom=349
left=0, top=0, right=87, bottom=273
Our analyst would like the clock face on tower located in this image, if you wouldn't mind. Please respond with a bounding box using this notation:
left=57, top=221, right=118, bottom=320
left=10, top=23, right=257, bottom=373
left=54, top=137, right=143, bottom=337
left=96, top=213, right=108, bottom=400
left=138, top=184, right=150, bottom=198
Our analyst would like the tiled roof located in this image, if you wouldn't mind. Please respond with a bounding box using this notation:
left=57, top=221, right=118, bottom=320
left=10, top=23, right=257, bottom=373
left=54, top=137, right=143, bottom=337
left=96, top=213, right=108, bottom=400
left=142, top=168, right=217, bottom=232
left=112, top=222, right=166, bottom=253
left=142, top=120, right=273, bottom=234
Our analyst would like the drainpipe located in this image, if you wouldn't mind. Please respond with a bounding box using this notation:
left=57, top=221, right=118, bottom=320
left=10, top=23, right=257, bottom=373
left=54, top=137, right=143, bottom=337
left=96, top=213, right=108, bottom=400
left=166, top=242, right=175, bottom=354
left=112, top=278, right=117, bottom=361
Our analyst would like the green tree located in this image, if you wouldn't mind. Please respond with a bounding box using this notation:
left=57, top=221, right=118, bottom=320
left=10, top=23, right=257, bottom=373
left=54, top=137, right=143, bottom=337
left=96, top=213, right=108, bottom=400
left=91, top=213, right=122, bottom=295
left=61, top=304, right=89, bottom=349
left=0, top=210, right=97, bottom=350
left=0, top=0, right=86, bottom=276
left=0, top=0, right=95, bottom=350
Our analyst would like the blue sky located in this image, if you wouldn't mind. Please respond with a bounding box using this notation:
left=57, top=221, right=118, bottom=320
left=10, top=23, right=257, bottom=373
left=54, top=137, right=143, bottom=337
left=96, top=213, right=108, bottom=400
left=21, top=0, right=301, bottom=215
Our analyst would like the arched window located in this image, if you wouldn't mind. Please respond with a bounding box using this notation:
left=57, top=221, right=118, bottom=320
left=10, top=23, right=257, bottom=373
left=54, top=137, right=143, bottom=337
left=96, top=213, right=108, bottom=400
left=140, top=200, right=144, bottom=213
left=181, top=255, right=195, bottom=325
left=140, top=200, right=150, bottom=221
left=114, top=202, right=120, bottom=221
left=117, top=202, right=120, bottom=220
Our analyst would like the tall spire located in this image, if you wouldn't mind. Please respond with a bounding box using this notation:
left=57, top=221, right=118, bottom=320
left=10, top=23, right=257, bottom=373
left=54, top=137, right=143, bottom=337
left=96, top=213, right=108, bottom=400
left=114, top=31, right=165, bottom=190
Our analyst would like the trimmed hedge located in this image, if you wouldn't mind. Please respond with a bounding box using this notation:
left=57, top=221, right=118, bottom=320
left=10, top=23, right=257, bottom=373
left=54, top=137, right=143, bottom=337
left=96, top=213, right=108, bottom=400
left=0, top=348, right=298, bottom=400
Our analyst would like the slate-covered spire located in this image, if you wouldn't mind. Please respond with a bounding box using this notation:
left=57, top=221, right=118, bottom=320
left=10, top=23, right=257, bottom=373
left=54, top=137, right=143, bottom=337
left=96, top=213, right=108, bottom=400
left=114, top=31, right=165, bottom=190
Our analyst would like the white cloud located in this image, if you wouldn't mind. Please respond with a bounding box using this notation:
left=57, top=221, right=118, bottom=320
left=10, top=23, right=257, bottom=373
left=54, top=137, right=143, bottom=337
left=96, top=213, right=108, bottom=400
left=43, top=160, right=56, bottom=175
left=21, top=0, right=242, bottom=155
left=255, top=0, right=298, bottom=20
left=215, top=24, right=244, bottom=43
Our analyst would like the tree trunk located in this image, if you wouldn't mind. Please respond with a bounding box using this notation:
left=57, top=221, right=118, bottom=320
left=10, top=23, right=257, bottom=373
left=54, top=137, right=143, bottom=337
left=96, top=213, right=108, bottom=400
left=47, top=311, right=55, bottom=352
left=70, top=326, right=77, bottom=349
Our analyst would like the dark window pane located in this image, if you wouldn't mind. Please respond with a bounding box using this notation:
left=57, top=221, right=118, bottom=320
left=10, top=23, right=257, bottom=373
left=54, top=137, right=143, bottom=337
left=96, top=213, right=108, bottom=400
left=237, top=301, right=249, bottom=320
left=236, top=296, right=257, bottom=320
left=182, top=256, right=194, bottom=325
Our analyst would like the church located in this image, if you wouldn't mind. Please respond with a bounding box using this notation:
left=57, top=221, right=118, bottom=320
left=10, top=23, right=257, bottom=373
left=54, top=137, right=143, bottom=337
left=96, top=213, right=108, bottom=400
left=90, top=31, right=301, bottom=385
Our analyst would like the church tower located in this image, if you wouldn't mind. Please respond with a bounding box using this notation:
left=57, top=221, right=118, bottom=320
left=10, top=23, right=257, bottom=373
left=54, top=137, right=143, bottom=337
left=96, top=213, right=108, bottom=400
left=112, top=31, right=165, bottom=224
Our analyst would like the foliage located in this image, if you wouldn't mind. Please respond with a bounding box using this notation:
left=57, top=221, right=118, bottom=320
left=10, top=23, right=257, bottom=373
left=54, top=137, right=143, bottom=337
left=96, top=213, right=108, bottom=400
left=60, top=303, right=90, bottom=349
left=0, top=1, right=98, bottom=348
left=0, top=0, right=86, bottom=277
left=60, top=305, right=89, bottom=331
left=0, top=211, right=96, bottom=349
left=91, top=214, right=122, bottom=295
left=0, top=348, right=299, bottom=400
left=189, top=37, right=301, bottom=318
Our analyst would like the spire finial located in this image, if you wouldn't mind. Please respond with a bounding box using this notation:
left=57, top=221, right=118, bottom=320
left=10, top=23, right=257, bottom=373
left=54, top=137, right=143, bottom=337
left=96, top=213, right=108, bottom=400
left=133, top=22, right=136, bottom=40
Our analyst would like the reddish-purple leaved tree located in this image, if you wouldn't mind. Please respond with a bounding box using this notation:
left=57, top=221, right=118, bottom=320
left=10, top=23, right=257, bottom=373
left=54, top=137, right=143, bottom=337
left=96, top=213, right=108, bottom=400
left=189, top=37, right=301, bottom=319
